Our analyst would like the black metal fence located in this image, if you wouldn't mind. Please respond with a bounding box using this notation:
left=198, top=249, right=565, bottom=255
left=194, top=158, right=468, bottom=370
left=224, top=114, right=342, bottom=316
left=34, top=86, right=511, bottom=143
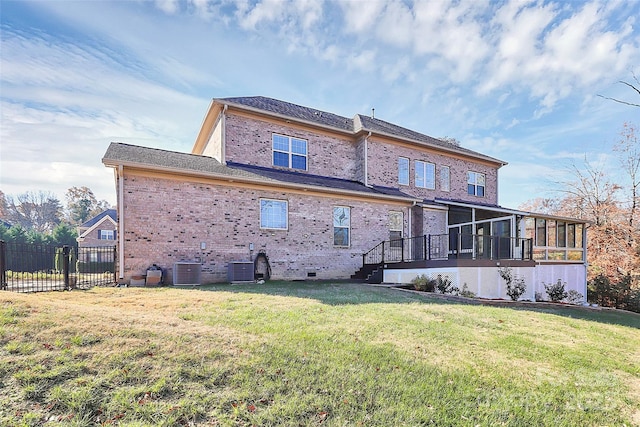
left=364, top=233, right=533, bottom=265
left=0, top=241, right=117, bottom=293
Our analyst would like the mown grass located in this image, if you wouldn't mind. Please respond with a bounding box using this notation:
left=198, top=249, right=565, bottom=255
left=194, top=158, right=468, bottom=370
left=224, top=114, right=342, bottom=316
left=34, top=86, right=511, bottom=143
left=0, top=282, right=638, bottom=426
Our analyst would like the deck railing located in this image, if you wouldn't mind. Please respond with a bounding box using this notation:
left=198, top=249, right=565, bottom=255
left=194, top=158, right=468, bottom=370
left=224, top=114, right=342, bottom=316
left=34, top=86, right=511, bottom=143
left=363, top=234, right=533, bottom=266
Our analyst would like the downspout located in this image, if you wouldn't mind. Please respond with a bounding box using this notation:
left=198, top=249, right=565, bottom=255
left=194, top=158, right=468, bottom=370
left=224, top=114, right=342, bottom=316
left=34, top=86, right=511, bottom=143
left=221, top=104, right=228, bottom=165
left=364, top=131, right=371, bottom=187
left=582, top=223, right=589, bottom=301
left=118, top=165, right=125, bottom=281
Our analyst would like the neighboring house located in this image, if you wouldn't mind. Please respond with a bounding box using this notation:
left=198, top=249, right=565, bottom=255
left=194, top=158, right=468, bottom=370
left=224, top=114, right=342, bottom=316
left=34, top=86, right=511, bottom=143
left=77, top=209, right=118, bottom=247
left=102, top=96, right=587, bottom=300
left=76, top=209, right=117, bottom=263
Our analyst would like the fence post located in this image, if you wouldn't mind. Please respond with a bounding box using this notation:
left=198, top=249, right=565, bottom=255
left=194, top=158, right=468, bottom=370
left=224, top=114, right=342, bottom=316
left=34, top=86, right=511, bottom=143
left=113, top=245, right=118, bottom=285
left=0, top=241, right=6, bottom=290
left=63, top=245, right=70, bottom=290
left=425, top=235, right=429, bottom=261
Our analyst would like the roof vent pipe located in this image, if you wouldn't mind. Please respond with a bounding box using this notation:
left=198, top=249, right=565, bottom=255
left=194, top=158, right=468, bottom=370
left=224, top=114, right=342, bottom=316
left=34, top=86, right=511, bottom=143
left=371, top=108, right=375, bottom=119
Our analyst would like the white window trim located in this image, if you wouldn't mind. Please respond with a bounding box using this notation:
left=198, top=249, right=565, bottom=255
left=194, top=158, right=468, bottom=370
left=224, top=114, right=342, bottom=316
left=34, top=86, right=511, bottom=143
left=272, top=133, right=308, bottom=171
left=398, top=157, right=409, bottom=186
left=333, top=206, right=351, bottom=247
left=260, top=198, right=288, bottom=230
left=467, top=171, right=486, bottom=197
left=415, top=160, right=435, bottom=189
left=100, top=230, right=115, bottom=240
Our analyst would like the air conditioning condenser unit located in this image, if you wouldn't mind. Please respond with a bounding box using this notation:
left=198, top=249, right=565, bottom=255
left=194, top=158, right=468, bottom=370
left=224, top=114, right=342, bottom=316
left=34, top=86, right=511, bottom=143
left=173, top=262, right=201, bottom=286
left=228, top=261, right=254, bottom=282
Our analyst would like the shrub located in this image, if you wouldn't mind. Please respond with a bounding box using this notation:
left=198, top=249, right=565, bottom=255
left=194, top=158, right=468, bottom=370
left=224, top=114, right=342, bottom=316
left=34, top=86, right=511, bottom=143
left=499, top=267, right=526, bottom=301
left=565, top=289, right=584, bottom=304
left=587, top=274, right=611, bottom=306
left=545, top=279, right=568, bottom=302
left=411, top=274, right=435, bottom=292
left=588, top=273, right=640, bottom=313
left=458, top=283, right=476, bottom=298
left=435, top=275, right=458, bottom=294
left=506, top=277, right=527, bottom=301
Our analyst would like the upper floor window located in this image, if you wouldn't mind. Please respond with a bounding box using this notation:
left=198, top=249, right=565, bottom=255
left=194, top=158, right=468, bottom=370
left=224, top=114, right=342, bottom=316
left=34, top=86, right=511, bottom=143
left=99, top=230, right=114, bottom=240
left=260, top=198, right=288, bottom=230
left=440, top=166, right=450, bottom=192
left=398, top=157, right=409, bottom=186
left=333, top=206, right=351, bottom=247
left=467, top=171, right=485, bottom=197
left=272, top=134, right=307, bottom=170
left=415, top=161, right=435, bottom=189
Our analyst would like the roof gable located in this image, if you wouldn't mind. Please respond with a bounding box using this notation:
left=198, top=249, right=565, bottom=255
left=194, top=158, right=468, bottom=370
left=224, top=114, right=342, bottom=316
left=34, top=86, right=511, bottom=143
left=214, top=96, right=505, bottom=166
left=80, top=209, right=117, bottom=228
left=78, top=214, right=117, bottom=239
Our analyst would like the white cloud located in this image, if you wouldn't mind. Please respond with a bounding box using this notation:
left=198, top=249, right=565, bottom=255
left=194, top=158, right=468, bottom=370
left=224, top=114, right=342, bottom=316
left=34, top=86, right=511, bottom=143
left=155, top=0, right=179, bottom=14
left=237, top=0, right=286, bottom=30
left=347, top=50, right=377, bottom=72
left=340, top=0, right=385, bottom=34
left=375, top=0, right=413, bottom=47
left=2, top=0, right=639, bottom=210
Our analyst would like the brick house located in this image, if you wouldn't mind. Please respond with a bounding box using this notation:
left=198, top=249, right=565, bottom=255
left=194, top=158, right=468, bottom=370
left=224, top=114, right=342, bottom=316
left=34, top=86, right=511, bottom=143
left=102, top=96, right=587, bottom=300
left=76, top=209, right=117, bottom=265
left=77, top=209, right=117, bottom=247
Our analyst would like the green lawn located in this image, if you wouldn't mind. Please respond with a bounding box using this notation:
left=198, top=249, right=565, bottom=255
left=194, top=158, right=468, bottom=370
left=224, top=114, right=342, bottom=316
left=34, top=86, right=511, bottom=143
left=1, top=282, right=638, bottom=426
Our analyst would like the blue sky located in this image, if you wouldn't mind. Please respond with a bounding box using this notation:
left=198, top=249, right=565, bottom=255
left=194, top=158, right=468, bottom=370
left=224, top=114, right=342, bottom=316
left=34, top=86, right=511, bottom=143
left=1, top=0, right=639, bottom=209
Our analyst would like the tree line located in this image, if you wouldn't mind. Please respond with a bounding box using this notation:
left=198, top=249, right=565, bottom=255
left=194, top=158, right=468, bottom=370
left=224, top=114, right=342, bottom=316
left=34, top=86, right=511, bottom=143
left=520, top=122, right=639, bottom=312
left=522, top=75, right=640, bottom=312
left=0, top=186, right=112, bottom=247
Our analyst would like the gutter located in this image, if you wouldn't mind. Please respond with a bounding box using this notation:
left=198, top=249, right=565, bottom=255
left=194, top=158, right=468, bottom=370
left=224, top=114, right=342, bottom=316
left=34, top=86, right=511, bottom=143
left=364, top=131, right=371, bottom=187
left=102, top=158, right=420, bottom=205
left=217, top=99, right=506, bottom=167
left=117, top=165, right=124, bottom=281
left=221, top=104, right=228, bottom=165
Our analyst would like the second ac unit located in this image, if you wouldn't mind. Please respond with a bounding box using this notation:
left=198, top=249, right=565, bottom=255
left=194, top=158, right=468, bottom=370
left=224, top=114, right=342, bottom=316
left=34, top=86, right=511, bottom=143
left=228, top=262, right=254, bottom=282
left=173, top=262, right=201, bottom=286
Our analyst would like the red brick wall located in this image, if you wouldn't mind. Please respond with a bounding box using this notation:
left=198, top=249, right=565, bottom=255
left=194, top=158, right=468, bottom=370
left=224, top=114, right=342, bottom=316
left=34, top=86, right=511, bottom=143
left=224, top=113, right=359, bottom=181
left=120, top=173, right=415, bottom=283
left=220, top=113, right=499, bottom=204
left=78, top=221, right=117, bottom=248
left=366, top=139, right=498, bottom=204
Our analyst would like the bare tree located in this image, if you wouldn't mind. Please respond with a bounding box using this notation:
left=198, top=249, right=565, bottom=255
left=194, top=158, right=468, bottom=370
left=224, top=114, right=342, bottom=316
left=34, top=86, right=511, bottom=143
left=613, top=122, right=640, bottom=232
left=598, top=71, right=640, bottom=107
left=559, top=159, right=622, bottom=226
left=4, top=191, right=62, bottom=233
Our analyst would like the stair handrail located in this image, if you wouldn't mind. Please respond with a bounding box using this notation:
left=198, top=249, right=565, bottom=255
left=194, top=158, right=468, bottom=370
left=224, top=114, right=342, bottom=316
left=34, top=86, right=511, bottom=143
left=362, top=240, right=385, bottom=265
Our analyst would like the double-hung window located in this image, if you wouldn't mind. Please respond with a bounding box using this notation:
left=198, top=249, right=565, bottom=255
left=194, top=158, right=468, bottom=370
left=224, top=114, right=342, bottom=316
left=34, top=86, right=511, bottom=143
left=260, top=199, right=288, bottom=230
left=99, top=230, right=114, bottom=240
left=398, top=157, right=409, bottom=186
left=415, top=161, right=435, bottom=189
left=272, top=134, right=307, bottom=170
left=467, top=171, right=485, bottom=197
left=333, top=206, right=350, bottom=246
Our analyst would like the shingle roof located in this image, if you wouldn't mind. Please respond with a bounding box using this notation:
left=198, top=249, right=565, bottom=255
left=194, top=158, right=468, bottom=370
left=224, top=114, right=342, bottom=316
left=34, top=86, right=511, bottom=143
left=218, top=96, right=505, bottom=165
left=81, top=209, right=117, bottom=228
left=220, top=96, right=354, bottom=131
left=103, top=143, right=417, bottom=201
